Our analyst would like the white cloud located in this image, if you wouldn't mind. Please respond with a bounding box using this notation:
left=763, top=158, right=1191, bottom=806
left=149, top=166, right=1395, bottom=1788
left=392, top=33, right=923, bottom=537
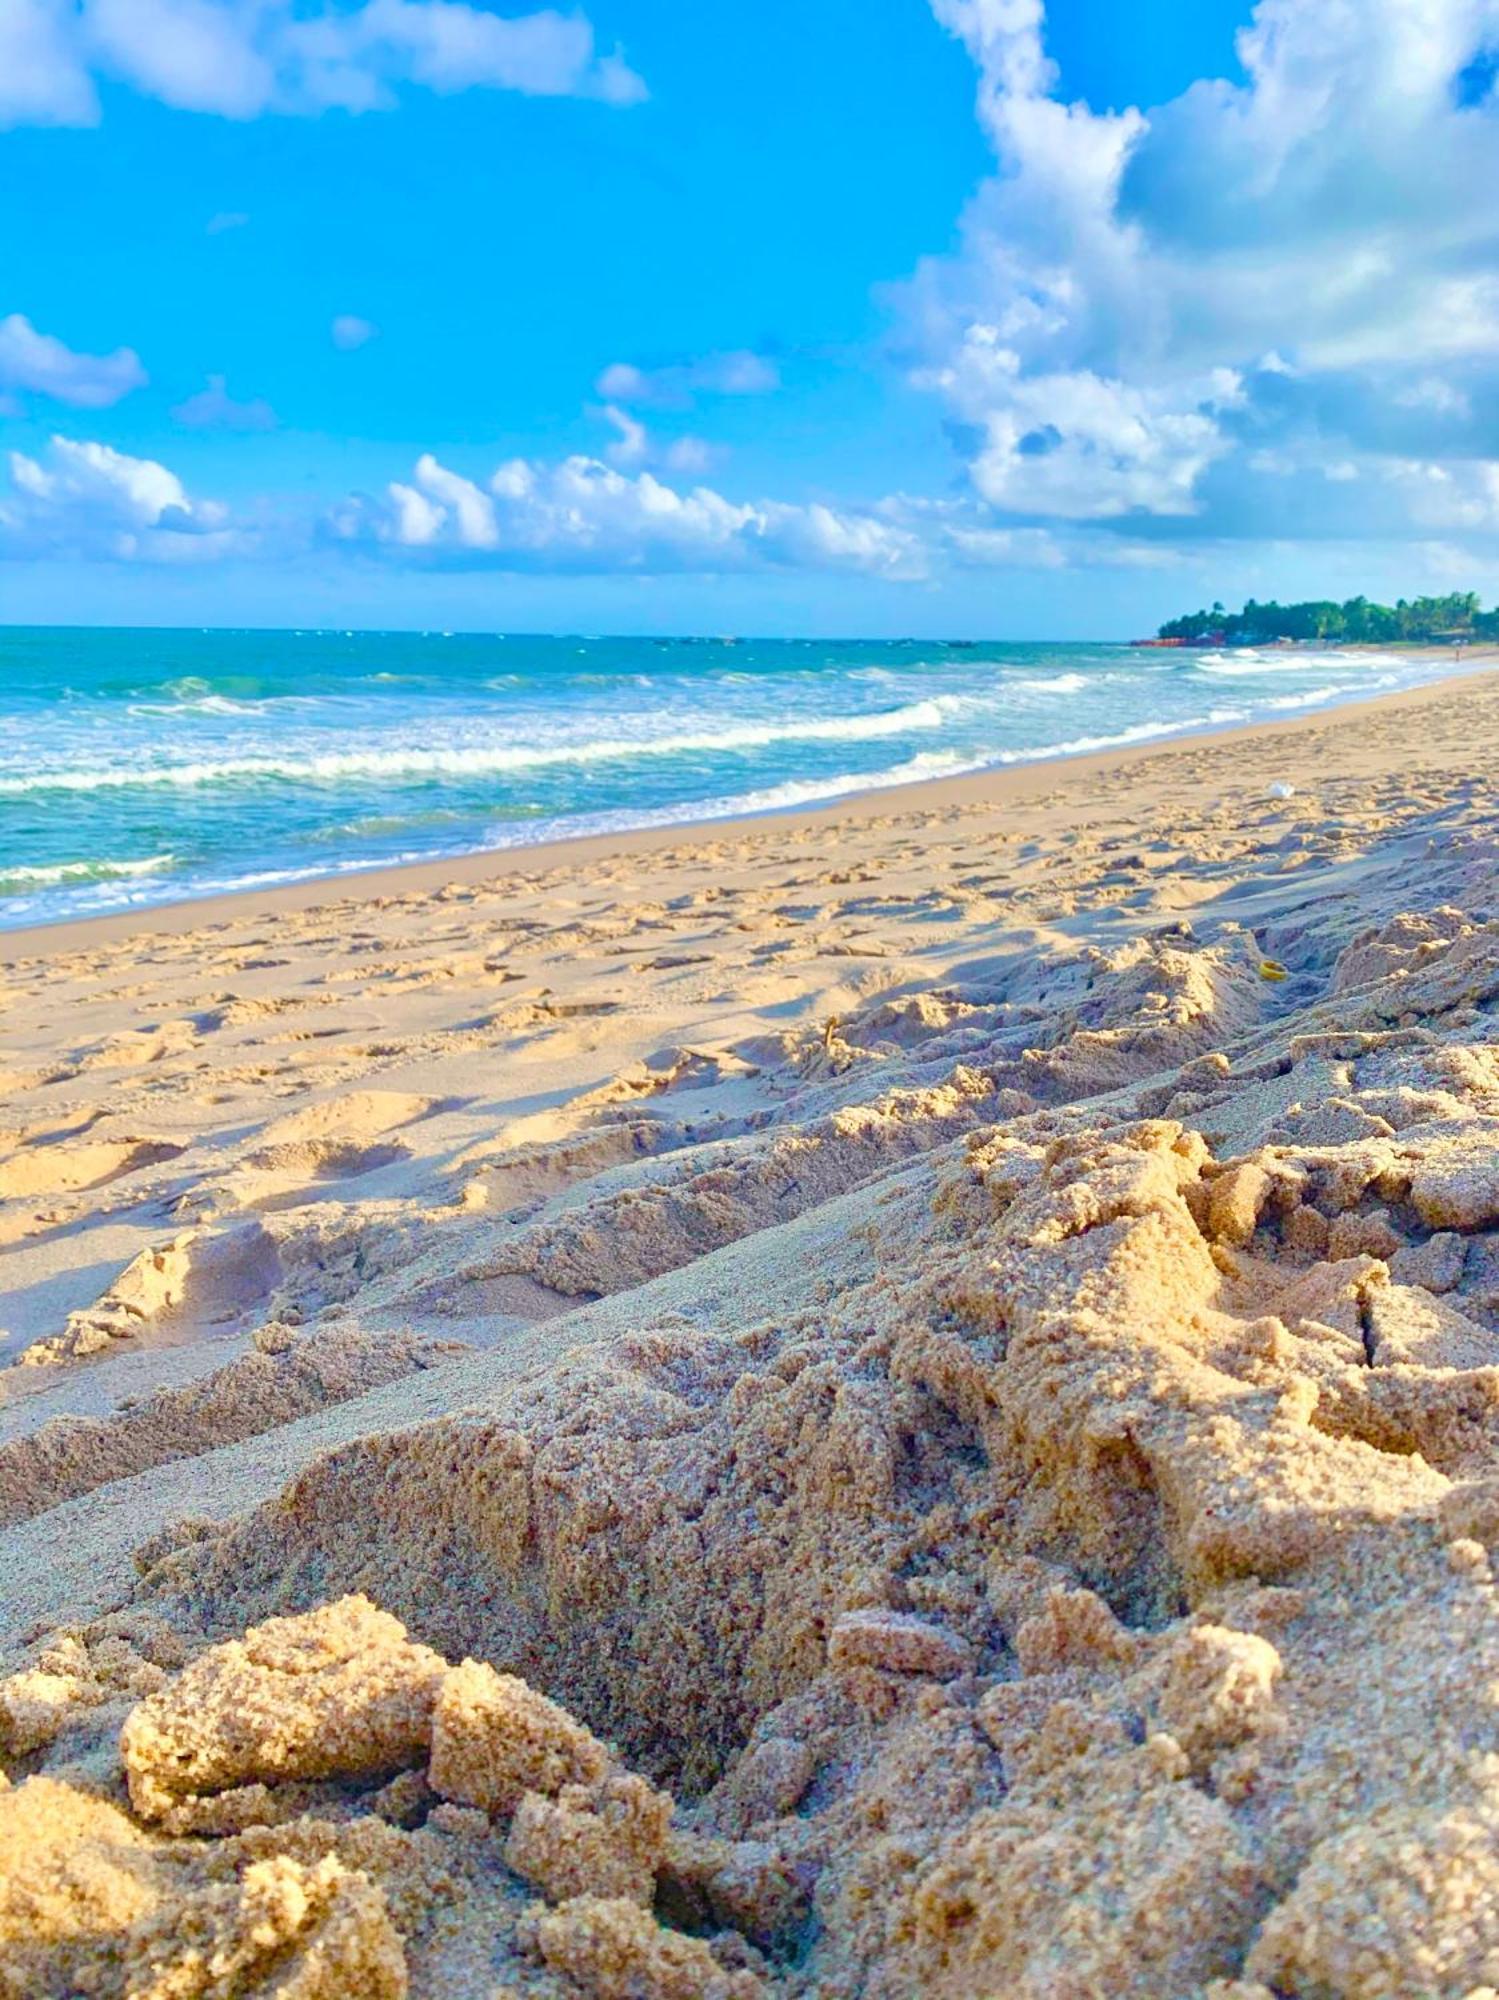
left=0, top=434, right=243, bottom=560
left=0, top=0, right=97, bottom=123
left=917, top=325, right=1239, bottom=518
left=317, top=0, right=646, bottom=106
left=0, top=429, right=1219, bottom=578
left=0, top=312, right=145, bottom=407
left=205, top=209, right=249, bottom=233
left=599, top=402, right=648, bottom=467
left=943, top=523, right=1066, bottom=568
left=0, top=435, right=1208, bottom=582
left=0, top=0, right=645, bottom=126
left=1395, top=375, right=1472, bottom=418
left=593, top=362, right=648, bottom=401
left=906, top=0, right=1499, bottom=547
left=594, top=349, right=781, bottom=407
left=663, top=435, right=714, bottom=475
left=331, top=450, right=923, bottom=576
left=590, top=403, right=717, bottom=475
left=878, top=491, right=1184, bottom=570
left=331, top=314, right=379, bottom=350
left=390, top=453, right=501, bottom=547
left=171, top=374, right=278, bottom=430
left=1380, top=456, right=1499, bottom=533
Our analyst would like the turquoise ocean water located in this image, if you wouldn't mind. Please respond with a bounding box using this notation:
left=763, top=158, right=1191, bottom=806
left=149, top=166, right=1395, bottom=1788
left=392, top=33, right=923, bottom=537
left=0, top=627, right=1463, bottom=932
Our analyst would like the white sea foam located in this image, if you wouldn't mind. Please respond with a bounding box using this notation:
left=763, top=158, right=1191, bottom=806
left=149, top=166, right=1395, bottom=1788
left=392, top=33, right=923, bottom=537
left=1010, top=672, right=1090, bottom=694
left=129, top=694, right=277, bottom=719
left=1261, top=680, right=1393, bottom=711
left=982, top=715, right=1223, bottom=764
left=0, top=698, right=958, bottom=795
left=185, top=694, right=263, bottom=716
left=1195, top=648, right=1406, bottom=677
left=484, top=717, right=1239, bottom=845
left=7, top=734, right=1159, bottom=915
left=0, top=854, right=175, bottom=889
left=462, top=713, right=1256, bottom=848
left=696, top=750, right=988, bottom=816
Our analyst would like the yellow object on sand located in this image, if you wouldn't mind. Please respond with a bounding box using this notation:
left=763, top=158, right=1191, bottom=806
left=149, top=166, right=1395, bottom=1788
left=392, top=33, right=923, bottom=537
left=1259, top=959, right=1289, bottom=981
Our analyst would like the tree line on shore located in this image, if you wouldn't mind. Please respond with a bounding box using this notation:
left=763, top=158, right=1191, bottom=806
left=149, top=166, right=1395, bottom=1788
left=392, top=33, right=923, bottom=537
left=1157, top=593, right=1499, bottom=644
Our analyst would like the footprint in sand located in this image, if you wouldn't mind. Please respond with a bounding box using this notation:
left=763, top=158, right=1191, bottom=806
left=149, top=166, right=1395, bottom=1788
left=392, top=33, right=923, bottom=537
left=0, top=1135, right=185, bottom=1202
left=15, top=1219, right=285, bottom=1368
left=207, top=1091, right=461, bottom=1214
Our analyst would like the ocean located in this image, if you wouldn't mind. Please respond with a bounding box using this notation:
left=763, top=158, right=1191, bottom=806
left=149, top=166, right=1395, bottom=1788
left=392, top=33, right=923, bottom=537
left=0, top=626, right=1461, bottom=932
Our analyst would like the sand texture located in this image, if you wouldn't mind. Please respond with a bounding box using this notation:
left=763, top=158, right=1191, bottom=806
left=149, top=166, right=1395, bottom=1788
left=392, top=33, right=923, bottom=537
left=7, top=673, right=1499, bottom=1993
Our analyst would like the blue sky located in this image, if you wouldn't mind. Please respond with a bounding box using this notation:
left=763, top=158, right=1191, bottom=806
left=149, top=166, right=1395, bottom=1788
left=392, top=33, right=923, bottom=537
left=4, top=0, right=1499, bottom=636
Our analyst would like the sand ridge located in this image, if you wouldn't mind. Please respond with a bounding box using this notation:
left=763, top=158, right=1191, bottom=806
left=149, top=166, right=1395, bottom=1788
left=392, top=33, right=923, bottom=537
left=6, top=673, right=1499, bottom=1992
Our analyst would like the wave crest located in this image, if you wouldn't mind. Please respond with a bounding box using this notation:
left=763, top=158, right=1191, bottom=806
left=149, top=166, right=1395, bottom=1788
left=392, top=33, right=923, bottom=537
left=0, top=854, right=175, bottom=890
left=0, top=699, right=956, bottom=796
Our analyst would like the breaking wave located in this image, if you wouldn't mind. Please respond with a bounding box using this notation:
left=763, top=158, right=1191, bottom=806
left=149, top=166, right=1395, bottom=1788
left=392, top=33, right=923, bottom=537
left=0, top=699, right=960, bottom=796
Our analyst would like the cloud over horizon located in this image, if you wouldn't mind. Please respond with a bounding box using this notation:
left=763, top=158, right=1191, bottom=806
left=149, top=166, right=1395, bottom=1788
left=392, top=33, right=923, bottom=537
left=329, top=449, right=924, bottom=576
left=0, top=434, right=243, bottom=560
left=909, top=0, right=1499, bottom=553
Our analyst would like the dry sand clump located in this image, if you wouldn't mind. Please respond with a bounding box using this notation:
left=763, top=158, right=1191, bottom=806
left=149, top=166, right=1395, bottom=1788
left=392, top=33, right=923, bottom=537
left=13, top=682, right=1499, bottom=1991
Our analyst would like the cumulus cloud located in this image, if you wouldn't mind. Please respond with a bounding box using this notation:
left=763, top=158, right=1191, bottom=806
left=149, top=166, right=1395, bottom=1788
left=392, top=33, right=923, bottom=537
left=0, top=312, right=145, bottom=408
left=8, top=431, right=1200, bottom=576
left=907, top=0, right=1499, bottom=549
left=0, top=429, right=1220, bottom=577
left=594, top=349, right=781, bottom=407
left=0, top=0, right=645, bottom=126
left=331, top=314, right=379, bottom=350
left=330, top=450, right=923, bottom=576
left=916, top=324, right=1242, bottom=519
left=171, top=374, right=278, bottom=430
left=0, top=434, right=243, bottom=560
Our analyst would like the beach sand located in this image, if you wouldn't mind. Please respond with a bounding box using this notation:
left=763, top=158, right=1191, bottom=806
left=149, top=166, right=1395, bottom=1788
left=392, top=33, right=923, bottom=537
left=6, top=666, right=1499, bottom=1992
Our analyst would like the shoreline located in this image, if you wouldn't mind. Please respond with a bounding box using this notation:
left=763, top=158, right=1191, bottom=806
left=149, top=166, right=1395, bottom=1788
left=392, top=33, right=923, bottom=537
left=7, top=655, right=1497, bottom=961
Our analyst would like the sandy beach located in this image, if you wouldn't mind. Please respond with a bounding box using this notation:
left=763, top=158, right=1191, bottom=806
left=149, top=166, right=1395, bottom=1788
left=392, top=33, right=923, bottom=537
left=9, top=664, right=1499, bottom=1994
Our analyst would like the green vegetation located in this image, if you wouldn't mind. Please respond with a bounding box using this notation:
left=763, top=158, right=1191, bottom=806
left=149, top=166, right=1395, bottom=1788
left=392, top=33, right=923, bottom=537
left=1157, top=593, right=1499, bottom=644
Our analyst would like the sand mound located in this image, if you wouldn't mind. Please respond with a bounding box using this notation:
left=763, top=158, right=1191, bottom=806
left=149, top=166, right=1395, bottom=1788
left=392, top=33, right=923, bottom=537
left=0, top=1324, right=464, bottom=1526
left=488, top=1069, right=1001, bottom=1297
